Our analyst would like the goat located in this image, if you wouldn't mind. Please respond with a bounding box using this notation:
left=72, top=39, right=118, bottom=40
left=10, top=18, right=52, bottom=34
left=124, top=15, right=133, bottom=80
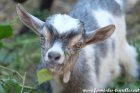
left=16, top=0, right=140, bottom=93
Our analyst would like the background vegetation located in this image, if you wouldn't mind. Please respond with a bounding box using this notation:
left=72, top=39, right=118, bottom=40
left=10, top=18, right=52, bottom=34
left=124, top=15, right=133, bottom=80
left=0, top=0, right=140, bottom=93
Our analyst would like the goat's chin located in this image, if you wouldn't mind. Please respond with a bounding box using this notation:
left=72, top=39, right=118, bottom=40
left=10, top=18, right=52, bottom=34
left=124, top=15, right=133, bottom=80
left=47, top=63, right=63, bottom=75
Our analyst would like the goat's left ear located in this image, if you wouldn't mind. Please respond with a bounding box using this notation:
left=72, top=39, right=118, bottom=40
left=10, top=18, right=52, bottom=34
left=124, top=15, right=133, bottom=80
left=16, top=4, right=45, bottom=35
left=85, top=24, right=115, bottom=45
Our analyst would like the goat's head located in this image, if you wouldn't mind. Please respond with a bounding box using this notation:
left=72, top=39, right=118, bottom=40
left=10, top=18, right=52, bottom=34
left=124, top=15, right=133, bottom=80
left=16, top=4, right=115, bottom=82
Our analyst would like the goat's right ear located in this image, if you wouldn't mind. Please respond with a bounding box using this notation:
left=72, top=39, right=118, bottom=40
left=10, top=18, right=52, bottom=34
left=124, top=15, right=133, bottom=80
left=85, top=24, right=115, bottom=45
left=16, top=4, right=45, bottom=35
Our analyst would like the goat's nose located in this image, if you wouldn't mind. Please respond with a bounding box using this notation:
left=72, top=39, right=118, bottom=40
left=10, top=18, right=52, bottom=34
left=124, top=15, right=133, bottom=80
left=48, top=52, right=61, bottom=61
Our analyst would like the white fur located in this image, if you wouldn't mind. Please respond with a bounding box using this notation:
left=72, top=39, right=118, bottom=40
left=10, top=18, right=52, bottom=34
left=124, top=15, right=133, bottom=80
left=45, top=42, right=65, bottom=64
left=49, top=14, right=80, bottom=34
left=92, top=9, right=113, bottom=27
left=92, top=9, right=139, bottom=87
left=83, top=45, right=97, bottom=89
left=112, top=15, right=139, bottom=78
left=50, top=76, right=63, bottom=93
left=92, top=9, right=117, bottom=38
left=97, top=40, right=120, bottom=88
left=115, top=0, right=123, bottom=7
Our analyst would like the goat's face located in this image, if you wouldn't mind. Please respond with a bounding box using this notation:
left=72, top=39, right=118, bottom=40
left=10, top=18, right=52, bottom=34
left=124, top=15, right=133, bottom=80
left=39, top=14, right=85, bottom=74
left=16, top=4, right=115, bottom=76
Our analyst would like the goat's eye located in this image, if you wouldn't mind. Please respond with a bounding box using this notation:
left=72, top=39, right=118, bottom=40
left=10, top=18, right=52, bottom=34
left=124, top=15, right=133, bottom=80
left=74, top=42, right=84, bottom=49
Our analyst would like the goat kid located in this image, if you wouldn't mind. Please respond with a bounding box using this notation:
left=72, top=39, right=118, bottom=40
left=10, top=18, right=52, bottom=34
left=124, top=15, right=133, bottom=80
left=16, top=0, right=139, bottom=93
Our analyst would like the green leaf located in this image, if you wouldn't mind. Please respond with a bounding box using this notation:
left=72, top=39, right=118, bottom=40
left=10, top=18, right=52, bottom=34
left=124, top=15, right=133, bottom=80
left=2, top=79, right=21, bottom=93
left=0, top=25, right=13, bottom=39
left=37, top=69, right=52, bottom=85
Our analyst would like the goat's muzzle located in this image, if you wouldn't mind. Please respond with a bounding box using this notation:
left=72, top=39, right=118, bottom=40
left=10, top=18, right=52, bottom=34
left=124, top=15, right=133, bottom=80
left=46, top=62, right=64, bottom=75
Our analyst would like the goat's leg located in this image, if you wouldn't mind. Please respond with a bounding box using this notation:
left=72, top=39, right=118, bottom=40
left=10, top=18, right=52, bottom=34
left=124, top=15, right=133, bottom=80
left=119, top=41, right=139, bottom=79
left=114, top=15, right=139, bottom=79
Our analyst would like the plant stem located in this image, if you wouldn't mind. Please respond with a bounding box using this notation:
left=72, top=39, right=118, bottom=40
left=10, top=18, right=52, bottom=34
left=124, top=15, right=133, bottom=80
left=20, top=72, right=26, bottom=93
left=19, top=84, right=36, bottom=90
left=0, top=65, right=23, bottom=80
left=0, top=65, right=36, bottom=90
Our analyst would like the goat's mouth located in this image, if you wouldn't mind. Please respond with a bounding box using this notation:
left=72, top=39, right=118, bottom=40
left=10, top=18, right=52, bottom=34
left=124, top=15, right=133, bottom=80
left=47, top=63, right=64, bottom=75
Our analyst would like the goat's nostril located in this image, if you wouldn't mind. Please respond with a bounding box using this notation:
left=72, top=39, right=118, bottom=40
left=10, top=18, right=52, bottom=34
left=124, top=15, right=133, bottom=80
left=48, top=52, right=61, bottom=61
left=55, top=56, right=60, bottom=60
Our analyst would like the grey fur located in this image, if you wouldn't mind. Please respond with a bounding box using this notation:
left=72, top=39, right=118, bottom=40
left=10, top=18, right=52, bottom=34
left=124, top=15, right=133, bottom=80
left=70, top=0, right=123, bottom=32
left=94, top=52, right=100, bottom=77
left=94, top=41, right=108, bottom=58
